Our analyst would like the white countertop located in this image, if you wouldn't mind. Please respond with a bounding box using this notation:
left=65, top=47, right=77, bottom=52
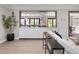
left=47, top=31, right=79, bottom=54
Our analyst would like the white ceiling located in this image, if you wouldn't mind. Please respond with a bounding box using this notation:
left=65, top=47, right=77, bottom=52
left=1, top=4, right=79, bottom=10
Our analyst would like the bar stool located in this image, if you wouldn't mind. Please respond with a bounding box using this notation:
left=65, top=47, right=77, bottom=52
left=43, top=32, right=47, bottom=49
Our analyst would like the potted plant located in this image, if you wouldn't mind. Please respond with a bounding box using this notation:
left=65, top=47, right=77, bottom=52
left=2, top=12, right=17, bottom=41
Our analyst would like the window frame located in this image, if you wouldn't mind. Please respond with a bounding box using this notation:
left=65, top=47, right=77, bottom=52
left=20, top=18, right=26, bottom=26
left=47, top=18, right=57, bottom=27
left=28, top=18, right=40, bottom=27
left=47, top=11, right=57, bottom=27
left=19, top=11, right=57, bottom=27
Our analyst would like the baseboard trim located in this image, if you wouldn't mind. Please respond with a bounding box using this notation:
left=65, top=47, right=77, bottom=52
left=0, top=39, right=6, bottom=44
left=19, top=38, right=43, bottom=40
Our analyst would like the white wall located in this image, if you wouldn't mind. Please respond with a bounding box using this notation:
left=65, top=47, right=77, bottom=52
left=10, top=5, right=79, bottom=39
left=57, top=9, right=68, bottom=39
left=19, top=27, right=57, bottom=38
left=0, top=6, right=10, bottom=43
left=13, top=9, right=19, bottom=40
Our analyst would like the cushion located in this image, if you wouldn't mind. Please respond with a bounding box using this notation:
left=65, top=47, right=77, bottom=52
left=54, top=31, right=62, bottom=39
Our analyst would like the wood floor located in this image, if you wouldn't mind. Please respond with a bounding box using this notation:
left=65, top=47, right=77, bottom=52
left=0, top=40, right=45, bottom=54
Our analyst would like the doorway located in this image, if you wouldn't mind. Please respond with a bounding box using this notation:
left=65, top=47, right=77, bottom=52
left=69, top=11, right=79, bottom=39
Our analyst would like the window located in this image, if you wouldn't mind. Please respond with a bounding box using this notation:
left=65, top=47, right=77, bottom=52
left=26, top=18, right=30, bottom=26
left=20, top=11, right=57, bottom=27
left=30, top=18, right=35, bottom=26
left=35, top=18, right=40, bottom=27
left=48, top=18, right=52, bottom=27
left=48, top=18, right=56, bottom=27
left=20, top=18, right=40, bottom=27
left=47, top=11, right=57, bottom=27
left=29, top=18, right=40, bottom=27
left=20, top=18, right=26, bottom=26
